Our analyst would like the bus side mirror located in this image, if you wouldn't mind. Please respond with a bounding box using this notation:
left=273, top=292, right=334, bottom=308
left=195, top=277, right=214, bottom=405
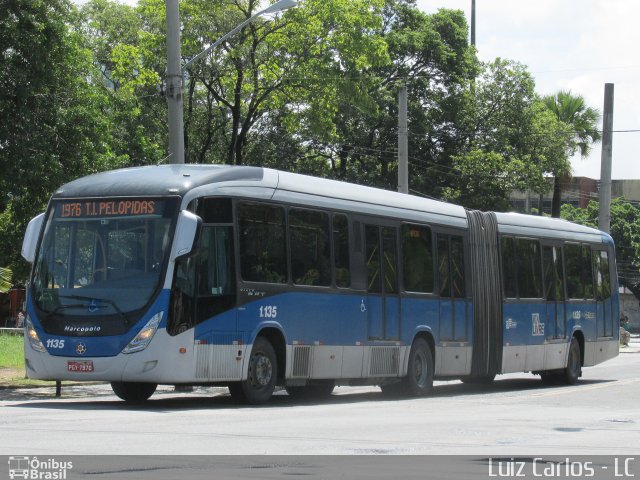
left=171, top=210, right=201, bottom=261
left=21, top=213, right=45, bottom=263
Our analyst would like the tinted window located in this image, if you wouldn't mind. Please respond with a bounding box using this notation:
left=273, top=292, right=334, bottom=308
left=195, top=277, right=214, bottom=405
left=565, top=243, right=593, bottom=299
left=517, top=238, right=542, bottom=298
left=543, top=246, right=565, bottom=301
left=289, top=209, right=331, bottom=286
left=451, top=236, right=465, bottom=298
left=239, top=203, right=287, bottom=283
left=197, top=197, right=232, bottom=223
left=382, top=227, right=398, bottom=294
left=501, top=237, right=518, bottom=298
left=593, top=250, right=612, bottom=300
left=366, top=226, right=381, bottom=293
left=437, top=235, right=451, bottom=298
left=402, top=224, right=434, bottom=293
left=333, top=214, right=350, bottom=288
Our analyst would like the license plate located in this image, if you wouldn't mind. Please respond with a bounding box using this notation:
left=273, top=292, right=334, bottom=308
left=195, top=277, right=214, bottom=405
left=67, top=360, right=94, bottom=372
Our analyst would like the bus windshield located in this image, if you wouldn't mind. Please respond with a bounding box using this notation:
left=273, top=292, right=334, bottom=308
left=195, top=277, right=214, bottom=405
left=32, top=198, right=178, bottom=327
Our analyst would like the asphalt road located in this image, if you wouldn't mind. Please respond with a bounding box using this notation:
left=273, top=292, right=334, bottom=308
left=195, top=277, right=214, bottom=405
left=1, top=340, right=639, bottom=456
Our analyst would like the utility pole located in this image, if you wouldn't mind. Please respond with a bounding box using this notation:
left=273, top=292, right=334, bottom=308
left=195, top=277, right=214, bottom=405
left=397, top=84, right=408, bottom=194
left=165, top=0, right=185, bottom=164
left=471, top=0, right=476, bottom=46
left=598, top=83, right=614, bottom=233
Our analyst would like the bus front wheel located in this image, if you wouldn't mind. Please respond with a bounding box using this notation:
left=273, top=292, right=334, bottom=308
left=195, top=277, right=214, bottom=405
left=563, top=337, right=582, bottom=385
left=110, top=381, right=157, bottom=402
left=406, top=338, right=434, bottom=396
left=230, top=337, right=277, bottom=405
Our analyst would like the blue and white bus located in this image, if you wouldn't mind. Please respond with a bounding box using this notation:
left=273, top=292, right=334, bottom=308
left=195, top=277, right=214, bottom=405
left=21, top=165, right=619, bottom=403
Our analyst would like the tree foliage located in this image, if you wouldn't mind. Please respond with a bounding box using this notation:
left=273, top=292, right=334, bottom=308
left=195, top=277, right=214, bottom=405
left=0, top=0, right=603, bottom=281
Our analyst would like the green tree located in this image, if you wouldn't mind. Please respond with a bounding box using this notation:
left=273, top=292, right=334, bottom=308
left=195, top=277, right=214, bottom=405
left=442, top=59, right=572, bottom=210
left=0, top=0, right=121, bottom=279
left=543, top=90, right=601, bottom=218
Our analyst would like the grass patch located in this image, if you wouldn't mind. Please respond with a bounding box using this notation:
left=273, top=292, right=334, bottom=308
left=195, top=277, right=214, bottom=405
left=0, top=333, right=24, bottom=369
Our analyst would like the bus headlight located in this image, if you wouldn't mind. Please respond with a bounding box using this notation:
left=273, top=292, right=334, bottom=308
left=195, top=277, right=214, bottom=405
left=25, top=316, right=46, bottom=353
left=122, top=312, right=163, bottom=354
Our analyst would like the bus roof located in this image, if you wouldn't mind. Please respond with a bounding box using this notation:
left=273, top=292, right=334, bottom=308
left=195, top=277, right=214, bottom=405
left=51, top=165, right=606, bottom=240
left=52, top=165, right=264, bottom=199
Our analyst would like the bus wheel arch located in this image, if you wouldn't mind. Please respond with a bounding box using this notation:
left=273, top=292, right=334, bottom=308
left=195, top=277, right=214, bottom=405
left=256, top=327, right=286, bottom=385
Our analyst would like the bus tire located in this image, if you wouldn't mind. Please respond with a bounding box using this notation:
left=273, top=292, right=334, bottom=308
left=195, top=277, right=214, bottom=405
left=236, top=337, right=278, bottom=405
left=405, top=338, right=434, bottom=396
left=286, top=380, right=335, bottom=400
left=563, top=337, right=582, bottom=385
left=110, top=381, right=157, bottom=402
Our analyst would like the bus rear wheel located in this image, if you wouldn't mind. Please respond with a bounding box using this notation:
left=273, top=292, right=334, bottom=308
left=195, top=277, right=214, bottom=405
left=230, top=337, right=277, bottom=405
left=110, top=381, right=157, bottom=402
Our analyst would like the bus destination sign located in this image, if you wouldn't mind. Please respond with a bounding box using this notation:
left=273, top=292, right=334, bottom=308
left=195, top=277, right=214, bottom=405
left=56, top=200, right=162, bottom=219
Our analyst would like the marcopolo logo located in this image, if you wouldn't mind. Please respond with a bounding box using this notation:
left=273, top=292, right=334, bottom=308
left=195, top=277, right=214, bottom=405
left=8, top=456, right=73, bottom=480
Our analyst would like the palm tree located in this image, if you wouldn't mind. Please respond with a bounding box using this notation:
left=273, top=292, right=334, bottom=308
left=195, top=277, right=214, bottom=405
left=543, top=90, right=601, bottom=217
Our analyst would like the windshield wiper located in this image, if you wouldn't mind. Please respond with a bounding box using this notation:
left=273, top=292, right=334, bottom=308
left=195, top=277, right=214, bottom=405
left=55, top=294, right=129, bottom=325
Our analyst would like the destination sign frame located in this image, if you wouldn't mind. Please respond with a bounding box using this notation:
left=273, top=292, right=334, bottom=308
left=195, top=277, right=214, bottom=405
left=54, top=199, right=165, bottom=219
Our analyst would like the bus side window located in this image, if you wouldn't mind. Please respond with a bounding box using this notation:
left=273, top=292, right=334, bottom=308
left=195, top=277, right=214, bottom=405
left=501, top=236, right=518, bottom=298
left=517, top=238, right=543, bottom=299
left=289, top=209, right=331, bottom=287
left=195, top=226, right=236, bottom=323
left=437, top=235, right=450, bottom=297
left=565, top=243, right=584, bottom=299
left=239, top=203, right=287, bottom=284
left=333, top=214, right=351, bottom=288
left=600, top=251, right=611, bottom=299
left=593, top=250, right=612, bottom=300
left=402, top=224, right=434, bottom=293
left=583, top=245, right=595, bottom=299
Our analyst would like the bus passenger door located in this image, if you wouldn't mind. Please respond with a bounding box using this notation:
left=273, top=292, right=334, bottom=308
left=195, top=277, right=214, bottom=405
left=593, top=249, right=613, bottom=338
left=365, top=225, right=400, bottom=340
left=543, top=245, right=566, bottom=341
left=437, top=234, right=468, bottom=343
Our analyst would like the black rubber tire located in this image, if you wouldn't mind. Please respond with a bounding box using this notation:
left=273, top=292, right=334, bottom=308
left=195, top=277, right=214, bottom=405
left=286, top=380, right=335, bottom=400
left=110, top=381, right=157, bottom=402
left=563, top=337, right=582, bottom=385
left=405, top=338, right=434, bottom=396
left=234, top=337, right=278, bottom=405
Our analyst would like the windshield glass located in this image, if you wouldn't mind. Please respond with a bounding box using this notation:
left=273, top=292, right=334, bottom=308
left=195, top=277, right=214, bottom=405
left=33, top=198, right=178, bottom=322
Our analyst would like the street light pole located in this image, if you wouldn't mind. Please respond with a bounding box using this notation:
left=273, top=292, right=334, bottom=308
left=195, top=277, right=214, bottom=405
left=165, top=0, right=297, bottom=165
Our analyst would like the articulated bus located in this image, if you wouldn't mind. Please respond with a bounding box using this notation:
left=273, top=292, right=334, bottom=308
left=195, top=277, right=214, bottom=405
left=21, top=165, right=619, bottom=403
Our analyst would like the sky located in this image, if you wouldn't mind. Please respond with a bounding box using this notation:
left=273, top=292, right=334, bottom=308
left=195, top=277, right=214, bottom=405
left=417, top=0, right=640, bottom=180
left=81, top=0, right=640, bottom=180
